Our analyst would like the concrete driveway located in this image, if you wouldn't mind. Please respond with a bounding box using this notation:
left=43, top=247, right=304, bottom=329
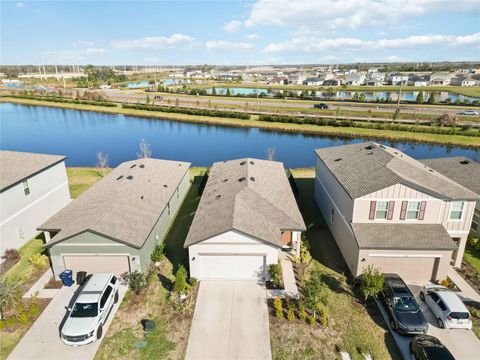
left=185, top=280, right=272, bottom=360
left=8, top=284, right=126, bottom=360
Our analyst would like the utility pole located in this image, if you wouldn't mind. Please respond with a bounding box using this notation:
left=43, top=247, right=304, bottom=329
left=397, top=76, right=404, bottom=110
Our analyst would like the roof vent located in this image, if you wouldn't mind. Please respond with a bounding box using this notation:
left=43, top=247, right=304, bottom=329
left=366, top=151, right=374, bottom=155
left=250, top=161, right=254, bottom=165
left=178, top=163, right=182, bottom=166
left=163, top=184, right=168, bottom=188
left=116, top=175, right=124, bottom=180
left=428, top=169, right=434, bottom=172
left=250, top=177, right=255, bottom=182
left=240, top=161, right=247, bottom=166
left=223, top=179, right=229, bottom=182
left=365, top=145, right=374, bottom=150
left=141, top=195, right=144, bottom=200
left=130, top=164, right=137, bottom=169
left=460, top=160, right=470, bottom=165
left=139, top=164, right=145, bottom=168
left=127, top=175, right=133, bottom=180
left=239, top=177, right=246, bottom=182
left=334, top=158, right=342, bottom=162
left=216, top=194, right=221, bottom=199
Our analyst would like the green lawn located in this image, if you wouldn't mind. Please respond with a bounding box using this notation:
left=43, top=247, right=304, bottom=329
left=66, top=167, right=111, bottom=198
left=269, top=172, right=401, bottom=360
left=464, top=245, right=480, bottom=275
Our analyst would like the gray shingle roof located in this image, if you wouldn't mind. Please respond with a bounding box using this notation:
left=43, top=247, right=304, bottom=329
left=315, top=142, right=479, bottom=201
left=184, top=158, right=306, bottom=248
left=420, top=157, right=480, bottom=197
left=0, top=150, right=66, bottom=192
left=351, top=223, right=456, bottom=250
left=41, top=158, right=190, bottom=248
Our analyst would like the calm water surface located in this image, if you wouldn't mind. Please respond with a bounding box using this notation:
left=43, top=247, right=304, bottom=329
left=1, top=102, right=479, bottom=167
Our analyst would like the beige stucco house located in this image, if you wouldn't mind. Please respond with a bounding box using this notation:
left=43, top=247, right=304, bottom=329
left=0, top=151, right=71, bottom=255
left=184, top=158, right=306, bottom=280
left=421, top=157, right=480, bottom=239
left=314, top=142, right=479, bottom=281
left=39, top=158, right=190, bottom=278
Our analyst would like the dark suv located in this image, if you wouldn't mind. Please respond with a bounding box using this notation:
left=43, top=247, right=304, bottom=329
left=410, top=335, right=455, bottom=360
left=380, top=274, right=428, bottom=335
left=313, top=103, right=330, bottom=109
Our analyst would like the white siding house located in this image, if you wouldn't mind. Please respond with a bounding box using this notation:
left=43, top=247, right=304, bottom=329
left=0, top=151, right=71, bottom=254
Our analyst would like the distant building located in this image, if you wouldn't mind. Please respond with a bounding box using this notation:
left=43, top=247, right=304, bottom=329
left=450, top=75, right=477, bottom=87
left=322, top=79, right=341, bottom=86
left=270, top=76, right=288, bottom=85
left=407, top=75, right=429, bottom=87
left=344, top=73, right=366, bottom=86
left=428, top=72, right=454, bottom=86
left=304, top=77, right=324, bottom=86
left=387, top=73, right=409, bottom=85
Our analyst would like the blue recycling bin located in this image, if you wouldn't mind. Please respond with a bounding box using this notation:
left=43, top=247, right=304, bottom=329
left=59, top=270, right=74, bottom=287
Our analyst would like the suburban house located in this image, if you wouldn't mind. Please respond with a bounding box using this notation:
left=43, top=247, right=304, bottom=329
left=387, top=73, right=409, bottom=85
left=421, top=157, right=480, bottom=239
left=314, top=142, right=479, bottom=281
left=344, top=73, right=366, bottom=86
left=39, top=158, right=191, bottom=278
left=270, top=76, right=288, bottom=85
left=450, top=75, right=477, bottom=87
left=429, top=72, right=454, bottom=86
left=184, top=158, right=306, bottom=280
left=323, top=79, right=341, bottom=86
left=407, top=75, right=429, bottom=86
left=304, top=77, right=324, bottom=86
left=0, top=150, right=71, bottom=255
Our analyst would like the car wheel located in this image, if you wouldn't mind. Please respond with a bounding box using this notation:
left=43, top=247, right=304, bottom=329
left=438, top=318, right=445, bottom=329
left=114, top=291, right=119, bottom=304
left=420, top=292, right=425, bottom=301
left=97, top=325, right=103, bottom=340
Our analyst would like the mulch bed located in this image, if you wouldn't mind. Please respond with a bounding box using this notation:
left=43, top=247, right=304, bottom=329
left=458, top=261, right=480, bottom=295
left=43, top=277, right=63, bottom=289
left=0, top=257, right=20, bottom=277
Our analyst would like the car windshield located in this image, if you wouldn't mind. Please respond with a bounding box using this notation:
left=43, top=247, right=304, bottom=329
left=70, top=302, right=98, bottom=318
left=393, top=296, right=418, bottom=311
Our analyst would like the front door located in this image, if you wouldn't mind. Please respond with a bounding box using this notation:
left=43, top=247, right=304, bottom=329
left=451, top=238, right=460, bottom=263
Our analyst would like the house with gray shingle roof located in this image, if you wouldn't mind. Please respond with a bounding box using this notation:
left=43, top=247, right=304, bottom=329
left=314, top=142, right=479, bottom=281
left=0, top=150, right=71, bottom=255
left=185, top=158, right=306, bottom=280
left=420, top=156, right=480, bottom=238
left=39, top=158, right=190, bottom=278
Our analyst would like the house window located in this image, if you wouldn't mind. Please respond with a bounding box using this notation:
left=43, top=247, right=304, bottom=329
left=375, top=201, right=389, bottom=219
left=406, top=201, right=421, bottom=220
left=472, top=211, right=480, bottom=231
left=449, top=201, right=464, bottom=220
left=22, top=180, right=30, bottom=196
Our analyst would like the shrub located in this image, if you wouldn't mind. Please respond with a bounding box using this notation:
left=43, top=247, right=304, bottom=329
left=435, top=113, right=456, bottom=127
left=319, top=305, right=328, bottom=327
left=28, top=253, right=49, bottom=269
left=0, top=319, right=6, bottom=330
left=468, top=236, right=480, bottom=251
left=0, top=281, right=20, bottom=319
left=2, top=249, right=20, bottom=261
left=274, top=297, right=283, bottom=319
left=127, top=271, right=147, bottom=295
left=303, top=269, right=330, bottom=313
left=268, top=262, right=283, bottom=288
left=360, top=265, right=384, bottom=301
left=150, top=243, right=165, bottom=262
left=5, top=316, right=18, bottom=327
left=28, top=302, right=40, bottom=317
left=298, top=302, right=308, bottom=322
left=189, top=277, right=198, bottom=287
left=308, top=314, right=316, bottom=326
left=17, top=311, right=29, bottom=324
left=287, top=304, right=295, bottom=322
left=440, top=278, right=450, bottom=288
left=8, top=94, right=116, bottom=107
left=173, top=266, right=190, bottom=294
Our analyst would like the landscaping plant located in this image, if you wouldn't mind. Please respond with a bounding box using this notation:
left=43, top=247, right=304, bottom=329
left=360, top=265, right=384, bottom=301
left=287, top=304, right=295, bottom=322
left=150, top=243, right=165, bottom=262
left=308, top=314, right=316, bottom=326
left=298, top=302, right=308, bottom=322
left=173, top=265, right=190, bottom=294
left=27, top=253, right=49, bottom=270
left=268, top=262, right=283, bottom=288
left=0, top=281, right=20, bottom=319
left=126, top=271, right=147, bottom=295
left=303, top=268, right=330, bottom=317
left=274, top=297, right=283, bottom=319
left=2, top=249, right=20, bottom=262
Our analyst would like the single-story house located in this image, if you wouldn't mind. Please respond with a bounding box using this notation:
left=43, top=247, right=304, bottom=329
left=0, top=150, right=71, bottom=255
left=407, top=75, right=429, bottom=87
left=39, top=158, right=191, bottom=278
left=314, top=142, right=479, bottom=281
left=421, top=157, right=480, bottom=238
left=323, top=79, right=341, bottom=86
left=450, top=75, right=477, bottom=87
left=184, top=158, right=306, bottom=280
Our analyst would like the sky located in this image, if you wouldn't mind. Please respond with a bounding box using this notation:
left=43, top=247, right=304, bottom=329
left=1, top=0, right=479, bottom=65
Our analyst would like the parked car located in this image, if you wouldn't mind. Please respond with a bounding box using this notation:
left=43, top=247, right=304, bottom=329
left=410, top=335, right=455, bottom=360
left=420, top=283, right=472, bottom=329
left=458, top=110, right=479, bottom=116
left=61, top=273, right=119, bottom=346
left=154, top=95, right=163, bottom=100
left=313, top=103, right=330, bottom=109
left=380, top=274, right=428, bottom=335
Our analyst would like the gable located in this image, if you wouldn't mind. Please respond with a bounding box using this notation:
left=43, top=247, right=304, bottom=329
left=359, top=183, right=436, bottom=200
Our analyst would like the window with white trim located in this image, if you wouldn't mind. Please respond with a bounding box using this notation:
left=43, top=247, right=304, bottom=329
left=406, top=201, right=421, bottom=220
left=472, top=211, right=480, bottom=231
left=22, top=180, right=30, bottom=196
left=375, top=201, right=389, bottom=219
left=449, top=201, right=465, bottom=220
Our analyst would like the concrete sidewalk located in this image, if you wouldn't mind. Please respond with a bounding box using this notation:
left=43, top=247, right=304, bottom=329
left=267, top=256, right=299, bottom=299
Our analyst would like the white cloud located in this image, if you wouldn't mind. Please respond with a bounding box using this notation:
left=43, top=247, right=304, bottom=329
left=73, top=40, right=95, bottom=47
left=385, top=55, right=410, bottom=62
left=264, top=33, right=480, bottom=53
left=45, top=48, right=106, bottom=62
left=84, top=48, right=105, bottom=54
left=224, top=20, right=242, bottom=32
left=206, top=40, right=254, bottom=51
left=111, top=34, right=196, bottom=49
left=16, top=2, right=26, bottom=8
left=244, top=0, right=477, bottom=31
left=245, top=33, right=262, bottom=40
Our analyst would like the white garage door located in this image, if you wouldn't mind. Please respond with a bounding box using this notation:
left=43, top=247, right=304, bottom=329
left=63, top=255, right=130, bottom=277
left=369, top=256, right=439, bottom=281
left=199, top=254, right=265, bottom=280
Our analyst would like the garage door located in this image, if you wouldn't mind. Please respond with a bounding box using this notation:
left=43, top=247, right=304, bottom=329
left=199, top=254, right=265, bottom=280
left=369, top=255, right=439, bottom=281
left=63, top=255, right=130, bottom=277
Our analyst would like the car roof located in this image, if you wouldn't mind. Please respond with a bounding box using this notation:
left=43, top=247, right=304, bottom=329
left=76, top=273, right=114, bottom=303
left=435, top=289, right=469, bottom=312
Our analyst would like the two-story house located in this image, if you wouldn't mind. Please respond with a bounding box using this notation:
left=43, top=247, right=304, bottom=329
left=314, top=142, right=478, bottom=281
left=0, top=150, right=71, bottom=255
left=184, top=158, right=306, bottom=280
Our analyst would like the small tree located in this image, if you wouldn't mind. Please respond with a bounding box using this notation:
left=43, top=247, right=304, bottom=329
left=137, top=138, right=152, bottom=158
left=428, top=93, right=435, bottom=104
left=127, top=271, right=147, bottom=295
left=226, top=88, right=231, bottom=96
left=0, top=281, right=20, bottom=319
left=95, top=152, right=109, bottom=177
left=319, top=305, right=328, bottom=327
left=146, top=94, right=150, bottom=104
left=265, top=147, right=276, bottom=161
left=175, top=98, right=180, bottom=107
left=435, top=113, right=456, bottom=127
left=308, top=314, right=316, bottom=326
left=416, top=91, right=424, bottom=104
left=360, top=265, right=384, bottom=301
left=298, top=302, right=307, bottom=321
left=273, top=297, right=283, bottom=319
left=268, top=262, right=283, bottom=288
left=211, top=86, right=217, bottom=96
left=287, top=304, right=295, bottom=321
left=150, top=243, right=165, bottom=262
left=303, top=269, right=330, bottom=318
left=173, top=266, right=189, bottom=294
left=392, top=108, right=400, bottom=121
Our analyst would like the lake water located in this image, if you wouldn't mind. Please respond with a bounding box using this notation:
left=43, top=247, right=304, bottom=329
left=205, top=87, right=479, bottom=102
left=1, top=102, right=479, bottom=168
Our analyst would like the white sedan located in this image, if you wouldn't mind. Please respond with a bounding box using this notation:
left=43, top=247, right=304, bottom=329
left=420, top=284, right=472, bottom=330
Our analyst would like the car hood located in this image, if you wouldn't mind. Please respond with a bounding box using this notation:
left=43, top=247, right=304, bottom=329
left=62, top=316, right=98, bottom=336
left=396, top=310, right=427, bottom=329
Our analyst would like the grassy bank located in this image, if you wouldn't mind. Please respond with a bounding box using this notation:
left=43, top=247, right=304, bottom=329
left=3, top=97, right=480, bottom=148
